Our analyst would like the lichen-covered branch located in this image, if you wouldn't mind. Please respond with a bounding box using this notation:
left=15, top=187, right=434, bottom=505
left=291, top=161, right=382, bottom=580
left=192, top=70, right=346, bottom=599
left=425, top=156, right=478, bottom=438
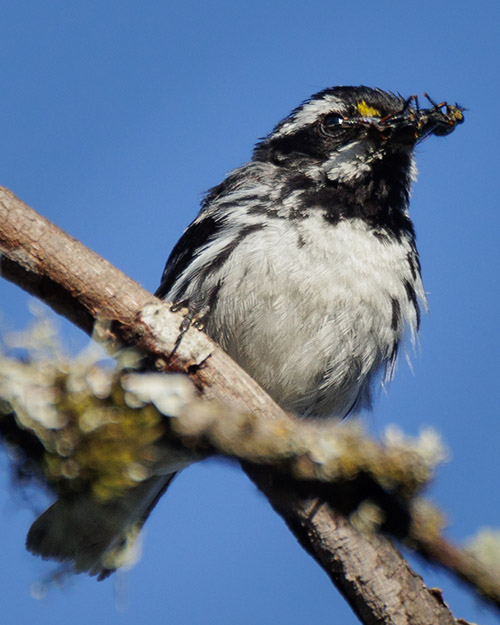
left=0, top=333, right=444, bottom=504
left=0, top=186, right=493, bottom=624
left=0, top=336, right=497, bottom=618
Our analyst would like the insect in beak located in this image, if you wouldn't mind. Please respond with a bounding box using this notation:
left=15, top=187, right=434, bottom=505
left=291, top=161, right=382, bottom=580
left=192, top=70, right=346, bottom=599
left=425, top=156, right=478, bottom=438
left=373, top=94, right=465, bottom=142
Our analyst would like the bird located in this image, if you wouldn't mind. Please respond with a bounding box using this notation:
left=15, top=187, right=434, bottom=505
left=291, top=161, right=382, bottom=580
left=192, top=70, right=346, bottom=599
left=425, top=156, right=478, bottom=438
left=26, top=85, right=464, bottom=577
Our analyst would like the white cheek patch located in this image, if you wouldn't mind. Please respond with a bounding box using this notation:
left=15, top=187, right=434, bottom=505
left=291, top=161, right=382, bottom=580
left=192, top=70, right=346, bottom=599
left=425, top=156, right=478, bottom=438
left=322, top=140, right=375, bottom=182
left=307, top=141, right=416, bottom=185
left=303, top=139, right=376, bottom=183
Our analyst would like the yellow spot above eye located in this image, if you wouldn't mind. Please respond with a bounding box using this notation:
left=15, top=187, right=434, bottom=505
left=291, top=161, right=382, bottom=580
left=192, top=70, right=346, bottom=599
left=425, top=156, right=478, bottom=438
left=357, top=101, right=381, bottom=118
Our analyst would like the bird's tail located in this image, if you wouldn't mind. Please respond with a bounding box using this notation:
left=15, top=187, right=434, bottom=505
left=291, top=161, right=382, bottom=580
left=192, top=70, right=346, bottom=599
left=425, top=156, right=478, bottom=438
left=26, top=472, right=177, bottom=580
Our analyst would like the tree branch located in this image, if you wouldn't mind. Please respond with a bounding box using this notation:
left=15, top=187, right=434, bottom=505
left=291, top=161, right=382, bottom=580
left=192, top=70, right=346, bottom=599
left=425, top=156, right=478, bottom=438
left=0, top=186, right=487, bottom=624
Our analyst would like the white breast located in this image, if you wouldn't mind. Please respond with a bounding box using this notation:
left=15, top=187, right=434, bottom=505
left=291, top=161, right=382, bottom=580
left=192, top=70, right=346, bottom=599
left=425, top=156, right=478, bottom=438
left=185, top=213, right=425, bottom=418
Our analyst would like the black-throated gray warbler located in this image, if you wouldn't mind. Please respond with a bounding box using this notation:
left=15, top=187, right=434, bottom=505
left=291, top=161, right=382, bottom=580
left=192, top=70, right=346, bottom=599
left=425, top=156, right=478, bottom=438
left=157, top=86, right=463, bottom=417
left=27, top=86, right=464, bottom=577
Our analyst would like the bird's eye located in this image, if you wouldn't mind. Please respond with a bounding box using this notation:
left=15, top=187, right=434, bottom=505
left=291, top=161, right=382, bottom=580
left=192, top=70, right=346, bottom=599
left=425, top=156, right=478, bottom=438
left=323, top=113, right=345, bottom=128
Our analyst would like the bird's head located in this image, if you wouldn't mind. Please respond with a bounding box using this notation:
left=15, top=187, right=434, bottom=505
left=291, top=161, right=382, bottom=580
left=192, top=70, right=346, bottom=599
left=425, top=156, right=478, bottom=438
left=254, top=86, right=464, bottom=185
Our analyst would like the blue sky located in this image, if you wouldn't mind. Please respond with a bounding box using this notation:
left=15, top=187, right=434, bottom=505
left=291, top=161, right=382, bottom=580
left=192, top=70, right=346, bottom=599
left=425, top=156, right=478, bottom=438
left=0, top=1, right=499, bottom=623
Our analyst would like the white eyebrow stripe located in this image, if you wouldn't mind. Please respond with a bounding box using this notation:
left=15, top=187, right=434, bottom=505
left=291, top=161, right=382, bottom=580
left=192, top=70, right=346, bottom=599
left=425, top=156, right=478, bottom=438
left=274, top=94, right=347, bottom=137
